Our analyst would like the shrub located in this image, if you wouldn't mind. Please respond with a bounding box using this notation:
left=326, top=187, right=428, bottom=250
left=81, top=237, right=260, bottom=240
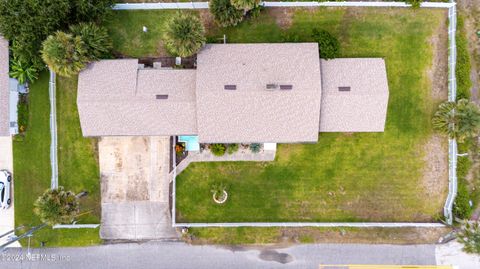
left=453, top=181, right=473, bottom=220
left=249, top=143, right=261, bottom=153
left=34, top=187, right=79, bottom=226
left=209, top=0, right=244, bottom=28
left=210, top=143, right=226, bottom=156
left=311, top=29, right=340, bottom=59
left=68, top=0, right=115, bottom=25
left=227, top=143, right=239, bottom=154
left=70, top=22, right=112, bottom=60
left=9, top=57, right=38, bottom=84
left=231, top=0, right=260, bottom=11
left=457, top=156, right=472, bottom=179
left=405, top=0, right=422, bottom=9
left=433, top=99, right=480, bottom=142
left=456, top=16, right=472, bottom=100
left=17, top=95, right=28, bottom=133
left=41, top=31, right=89, bottom=77
left=457, top=222, right=480, bottom=254
left=163, top=12, right=206, bottom=57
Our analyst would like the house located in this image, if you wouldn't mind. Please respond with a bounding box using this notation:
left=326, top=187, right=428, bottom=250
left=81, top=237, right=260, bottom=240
left=77, top=43, right=389, bottom=149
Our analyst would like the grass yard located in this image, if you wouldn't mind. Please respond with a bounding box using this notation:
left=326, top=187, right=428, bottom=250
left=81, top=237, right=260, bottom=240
left=104, top=7, right=448, bottom=224
left=13, top=73, right=100, bottom=247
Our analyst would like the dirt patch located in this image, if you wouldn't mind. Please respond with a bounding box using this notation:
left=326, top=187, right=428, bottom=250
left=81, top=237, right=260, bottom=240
left=427, top=10, right=449, bottom=101
left=267, top=8, right=295, bottom=29
left=421, top=134, right=449, bottom=207
left=198, top=10, right=217, bottom=35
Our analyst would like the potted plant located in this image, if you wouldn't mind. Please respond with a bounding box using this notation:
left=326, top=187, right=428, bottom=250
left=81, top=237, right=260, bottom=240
left=211, top=183, right=228, bottom=204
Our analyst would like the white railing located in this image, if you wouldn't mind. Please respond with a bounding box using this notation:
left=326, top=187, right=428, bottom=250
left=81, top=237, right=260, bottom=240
left=134, top=1, right=458, bottom=227
left=113, top=1, right=455, bottom=10
left=49, top=69, right=58, bottom=190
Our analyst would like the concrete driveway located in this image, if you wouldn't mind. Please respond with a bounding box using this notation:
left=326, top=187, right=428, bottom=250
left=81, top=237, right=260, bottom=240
left=99, top=136, right=177, bottom=240
left=0, top=136, right=20, bottom=247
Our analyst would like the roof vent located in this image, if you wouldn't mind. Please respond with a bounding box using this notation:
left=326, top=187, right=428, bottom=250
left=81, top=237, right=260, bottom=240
left=279, top=85, right=293, bottom=90
left=266, top=84, right=277, bottom=91
left=224, top=85, right=236, bottom=90
left=156, top=94, right=169, bottom=99
left=338, top=87, right=351, bottom=92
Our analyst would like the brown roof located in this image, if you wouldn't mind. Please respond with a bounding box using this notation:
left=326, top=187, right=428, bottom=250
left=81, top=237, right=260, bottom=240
left=77, top=60, right=197, bottom=136
left=0, top=36, right=9, bottom=136
left=319, top=58, right=389, bottom=132
left=195, top=43, right=322, bottom=143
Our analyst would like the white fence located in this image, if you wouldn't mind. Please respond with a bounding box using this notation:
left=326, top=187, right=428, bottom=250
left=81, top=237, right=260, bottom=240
left=130, top=1, right=459, bottom=227
left=49, top=70, right=58, bottom=190
left=113, top=1, right=455, bottom=10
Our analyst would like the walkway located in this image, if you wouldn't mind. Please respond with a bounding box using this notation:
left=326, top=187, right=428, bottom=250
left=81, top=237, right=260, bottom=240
left=49, top=69, right=58, bottom=189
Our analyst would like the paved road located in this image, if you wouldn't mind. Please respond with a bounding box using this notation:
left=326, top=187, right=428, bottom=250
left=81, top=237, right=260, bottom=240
left=0, top=242, right=438, bottom=269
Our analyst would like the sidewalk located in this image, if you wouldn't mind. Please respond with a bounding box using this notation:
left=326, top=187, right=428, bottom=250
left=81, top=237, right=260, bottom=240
left=0, top=136, right=20, bottom=247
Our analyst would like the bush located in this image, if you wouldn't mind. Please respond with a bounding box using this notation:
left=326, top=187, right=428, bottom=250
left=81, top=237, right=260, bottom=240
left=231, top=0, right=260, bottom=11
left=210, top=143, right=226, bottom=156
left=457, top=155, right=472, bottom=179
left=209, top=0, right=244, bottom=28
left=70, top=23, right=112, bottom=60
left=249, top=143, right=261, bottom=153
left=453, top=181, right=473, bottom=220
left=227, top=143, right=239, bottom=154
left=311, top=29, right=340, bottom=59
left=456, top=16, right=472, bottom=100
left=9, top=58, right=38, bottom=85
left=163, top=12, right=206, bottom=57
left=41, top=31, right=89, bottom=77
left=457, top=222, right=480, bottom=254
left=405, top=0, right=422, bottom=9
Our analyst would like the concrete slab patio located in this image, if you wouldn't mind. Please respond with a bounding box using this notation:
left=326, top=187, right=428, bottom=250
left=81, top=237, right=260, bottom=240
left=99, top=136, right=178, bottom=240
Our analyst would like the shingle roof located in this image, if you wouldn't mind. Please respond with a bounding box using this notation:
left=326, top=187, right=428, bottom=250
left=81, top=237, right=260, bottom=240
left=319, top=58, right=389, bottom=132
left=77, top=60, right=197, bottom=136
left=195, top=43, right=322, bottom=143
left=0, top=36, right=9, bottom=136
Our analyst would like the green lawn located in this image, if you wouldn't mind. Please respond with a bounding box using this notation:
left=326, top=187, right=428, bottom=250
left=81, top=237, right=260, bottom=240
left=13, top=73, right=100, bottom=247
left=172, top=8, right=447, bottom=223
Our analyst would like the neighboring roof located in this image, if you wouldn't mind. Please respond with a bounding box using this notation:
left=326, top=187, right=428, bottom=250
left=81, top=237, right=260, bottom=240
left=0, top=36, right=9, bottom=136
left=195, top=43, right=322, bottom=143
left=319, top=58, right=389, bottom=132
left=77, top=60, right=197, bottom=136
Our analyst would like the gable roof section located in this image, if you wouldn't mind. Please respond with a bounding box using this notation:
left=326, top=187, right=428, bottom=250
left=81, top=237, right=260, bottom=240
left=0, top=36, right=9, bottom=136
left=319, top=58, right=389, bottom=132
left=77, top=60, right=197, bottom=136
left=195, top=43, right=322, bottom=143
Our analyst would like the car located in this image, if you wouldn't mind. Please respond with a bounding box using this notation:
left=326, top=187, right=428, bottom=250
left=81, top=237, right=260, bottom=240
left=0, top=170, right=12, bottom=209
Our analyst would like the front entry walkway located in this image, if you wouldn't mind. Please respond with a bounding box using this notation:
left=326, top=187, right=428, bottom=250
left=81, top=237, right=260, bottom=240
left=99, top=136, right=177, bottom=240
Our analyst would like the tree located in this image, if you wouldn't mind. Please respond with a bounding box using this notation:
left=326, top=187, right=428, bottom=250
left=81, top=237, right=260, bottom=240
left=433, top=99, right=480, bottom=142
left=33, top=187, right=79, bottom=226
left=68, top=0, right=115, bottom=24
left=163, top=12, right=206, bottom=57
left=0, top=0, right=71, bottom=70
left=230, top=0, right=260, bottom=12
left=209, top=0, right=244, bottom=28
left=41, top=31, right=89, bottom=77
left=457, top=222, right=480, bottom=254
left=70, top=23, right=112, bottom=60
left=9, top=57, right=38, bottom=85
left=311, top=29, right=340, bottom=59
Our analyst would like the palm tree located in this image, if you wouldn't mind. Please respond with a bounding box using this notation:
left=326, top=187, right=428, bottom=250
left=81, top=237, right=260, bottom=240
left=230, top=0, right=260, bottom=12
left=9, top=57, right=38, bottom=84
left=163, top=12, right=206, bottom=58
left=70, top=22, right=112, bottom=60
left=433, top=99, right=480, bottom=142
left=41, top=31, right=89, bottom=77
left=33, top=187, right=79, bottom=226
left=209, top=0, right=244, bottom=28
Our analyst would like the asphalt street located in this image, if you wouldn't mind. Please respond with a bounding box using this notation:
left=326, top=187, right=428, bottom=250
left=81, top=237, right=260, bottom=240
left=0, top=242, right=437, bottom=269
